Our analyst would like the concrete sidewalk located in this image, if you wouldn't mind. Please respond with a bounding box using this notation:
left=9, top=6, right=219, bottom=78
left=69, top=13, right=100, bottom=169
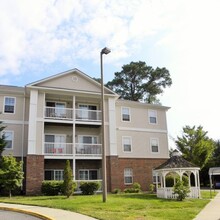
left=0, top=203, right=97, bottom=220
left=194, top=191, right=220, bottom=220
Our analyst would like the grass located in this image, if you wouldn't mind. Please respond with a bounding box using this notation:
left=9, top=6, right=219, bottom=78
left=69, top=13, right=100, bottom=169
left=0, top=191, right=216, bottom=220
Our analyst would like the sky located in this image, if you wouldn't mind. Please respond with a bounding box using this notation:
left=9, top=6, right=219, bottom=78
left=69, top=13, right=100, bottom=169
left=1, top=0, right=220, bottom=148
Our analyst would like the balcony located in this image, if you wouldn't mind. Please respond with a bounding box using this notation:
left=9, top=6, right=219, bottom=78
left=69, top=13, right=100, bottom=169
left=44, top=143, right=102, bottom=157
left=44, top=107, right=101, bottom=122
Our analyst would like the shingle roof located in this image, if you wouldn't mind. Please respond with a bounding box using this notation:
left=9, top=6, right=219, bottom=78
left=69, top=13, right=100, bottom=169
left=154, top=155, right=199, bottom=170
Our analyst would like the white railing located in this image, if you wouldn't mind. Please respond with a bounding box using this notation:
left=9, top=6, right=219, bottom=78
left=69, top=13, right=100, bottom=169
left=75, top=109, right=101, bottom=122
left=45, top=107, right=73, bottom=120
left=44, top=143, right=102, bottom=157
left=44, top=107, right=102, bottom=122
left=75, top=143, right=102, bottom=156
left=44, top=143, right=73, bottom=155
left=157, top=187, right=200, bottom=199
left=75, top=180, right=102, bottom=193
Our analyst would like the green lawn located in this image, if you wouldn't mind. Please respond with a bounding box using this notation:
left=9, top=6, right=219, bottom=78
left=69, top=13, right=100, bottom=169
left=0, top=191, right=215, bottom=220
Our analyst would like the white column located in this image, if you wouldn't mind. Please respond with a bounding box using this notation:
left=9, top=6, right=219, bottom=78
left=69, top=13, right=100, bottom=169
left=27, top=89, right=38, bottom=154
left=108, top=97, right=117, bottom=155
left=72, top=95, right=76, bottom=181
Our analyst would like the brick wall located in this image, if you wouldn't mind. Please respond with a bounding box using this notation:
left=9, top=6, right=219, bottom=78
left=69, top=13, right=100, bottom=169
left=107, top=156, right=167, bottom=192
left=26, top=155, right=44, bottom=195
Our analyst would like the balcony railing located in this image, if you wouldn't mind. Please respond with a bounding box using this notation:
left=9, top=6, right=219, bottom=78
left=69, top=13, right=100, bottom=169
left=44, top=143, right=73, bottom=155
left=75, top=143, right=102, bottom=156
left=44, top=143, right=102, bottom=157
left=44, top=107, right=101, bottom=122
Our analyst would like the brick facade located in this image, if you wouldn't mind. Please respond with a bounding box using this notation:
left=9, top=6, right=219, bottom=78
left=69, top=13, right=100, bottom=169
left=26, top=155, right=44, bottom=195
left=107, top=156, right=167, bottom=192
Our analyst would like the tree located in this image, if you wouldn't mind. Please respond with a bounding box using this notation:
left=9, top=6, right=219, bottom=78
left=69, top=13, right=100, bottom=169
left=175, top=125, right=215, bottom=169
left=63, top=160, right=74, bottom=198
left=0, top=155, right=23, bottom=198
left=173, top=180, right=190, bottom=201
left=0, top=120, right=6, bottom=157
left=106, top=61, right=172, bottom=103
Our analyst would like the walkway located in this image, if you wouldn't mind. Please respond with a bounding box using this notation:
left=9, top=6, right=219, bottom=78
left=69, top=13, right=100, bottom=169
left=194, top=191, right=220, bottom=220
left=0, top=203, right=97, bottom=220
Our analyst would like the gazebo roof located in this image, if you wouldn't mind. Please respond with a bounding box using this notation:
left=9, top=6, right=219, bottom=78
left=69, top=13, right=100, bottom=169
left=154, top=155, right=199, bottom=170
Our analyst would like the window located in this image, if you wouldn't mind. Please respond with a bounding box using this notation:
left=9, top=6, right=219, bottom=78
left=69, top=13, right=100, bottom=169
left=79, top=170, right=98, bottom=180
left=151, top=138, right=159, bottom=153
left=4, top=97, right=15, bottom=113
left=124, top=168, right=133, bottom=184
left=3, top=131, right=13, bottom=149
left=122, top=107, right=130, bottom=121
left=44, top=170, right=64, bottom=181
left=122, top=136, right=132, bottom=152
left=152, top=171, right=161, bottom=184
left=148, top=110, right=157, bottom=124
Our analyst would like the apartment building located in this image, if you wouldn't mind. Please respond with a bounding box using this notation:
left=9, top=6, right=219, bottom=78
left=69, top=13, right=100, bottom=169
left=0, top=69, right=170, bottom=195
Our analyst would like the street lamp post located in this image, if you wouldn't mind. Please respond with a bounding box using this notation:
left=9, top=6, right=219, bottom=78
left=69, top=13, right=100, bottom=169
left=100, top=47, right=111, bottom=203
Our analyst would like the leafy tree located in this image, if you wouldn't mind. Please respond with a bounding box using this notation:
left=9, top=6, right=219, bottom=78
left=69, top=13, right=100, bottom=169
left=106, top=61, right=172, bottom=103
left=0, top=155, right=23, bottom=198
left=0, top=120, right=6, bottom=157
left=63, top=160, right=75, bottom=198
left=173, top=180, right=190, bottom=201
left=175, top=125, right=215, bottom=169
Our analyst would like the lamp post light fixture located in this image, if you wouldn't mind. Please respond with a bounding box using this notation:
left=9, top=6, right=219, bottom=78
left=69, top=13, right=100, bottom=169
left=100, top=47, right=111, bottom=203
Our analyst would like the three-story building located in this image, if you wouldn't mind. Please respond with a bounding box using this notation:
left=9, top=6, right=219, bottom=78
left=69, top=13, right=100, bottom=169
left=0, top=69, right=170, bottom=194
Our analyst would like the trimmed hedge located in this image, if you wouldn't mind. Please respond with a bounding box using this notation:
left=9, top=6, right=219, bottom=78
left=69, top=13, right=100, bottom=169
left=41, top=181, right=63, bottom=196
left=79, top=182, right=100, bottom=195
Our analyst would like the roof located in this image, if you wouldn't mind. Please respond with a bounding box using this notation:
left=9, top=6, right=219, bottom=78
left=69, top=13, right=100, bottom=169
left=154, top=155, right=199, bottom=170
left=209, top=167, right=220, bottom=175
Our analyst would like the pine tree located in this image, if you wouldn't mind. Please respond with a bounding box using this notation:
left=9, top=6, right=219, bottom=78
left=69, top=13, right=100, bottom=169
left=63, top=160, right=74, bottom=198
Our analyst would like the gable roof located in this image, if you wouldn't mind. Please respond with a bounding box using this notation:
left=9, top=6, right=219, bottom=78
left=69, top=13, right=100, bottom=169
left=26, top=68, right=118, bottom=96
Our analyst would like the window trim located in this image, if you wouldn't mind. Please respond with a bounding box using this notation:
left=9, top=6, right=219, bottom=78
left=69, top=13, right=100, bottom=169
left=148, top=109, right=157, bottom=125
left=121, top=107, right=131, bottom=122
left=124, top=168, right=133, bottom=185
left=3, top=96, right=16, bottom=114
left=150, top=138, right=159, bottom=154
left=122, top=136, right=132, bottom=153
left=3, top=130, right=14, bottom=150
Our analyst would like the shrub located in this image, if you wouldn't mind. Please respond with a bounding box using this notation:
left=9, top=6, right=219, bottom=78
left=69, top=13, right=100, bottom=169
left=124, top=182, right=141, bottom=193
left=149, top=184, right=155, bottom=193
left=41, top=181, right=63, bottom=196
left=79, top=182, right=100, bottom=195
left=173, top=180, right=190, bottom=201
left=112, top=188, right=121, bottom=194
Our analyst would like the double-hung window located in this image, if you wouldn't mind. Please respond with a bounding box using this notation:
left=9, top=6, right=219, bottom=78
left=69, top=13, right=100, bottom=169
left=122, top=107, right=130, bottom=121
left=3, top=131, right=13, bottom=149
left=44, top=170, right=64, bottom=180
left=148, top=110, right=157, bottom=124
left=122, top=136, right=132, bottom=152
left=152, top=171, right=161, bottom=184
left=151, top=138, right=159, bottom=153
left=79, top=169, right=98, bottom=180
left=124, top=168, right=133, bottom=184
left=4, top=97, right=15, bottom=114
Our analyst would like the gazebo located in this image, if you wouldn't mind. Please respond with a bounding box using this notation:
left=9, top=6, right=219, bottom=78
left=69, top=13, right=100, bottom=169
left=154, top=151, right=201, bottom=199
